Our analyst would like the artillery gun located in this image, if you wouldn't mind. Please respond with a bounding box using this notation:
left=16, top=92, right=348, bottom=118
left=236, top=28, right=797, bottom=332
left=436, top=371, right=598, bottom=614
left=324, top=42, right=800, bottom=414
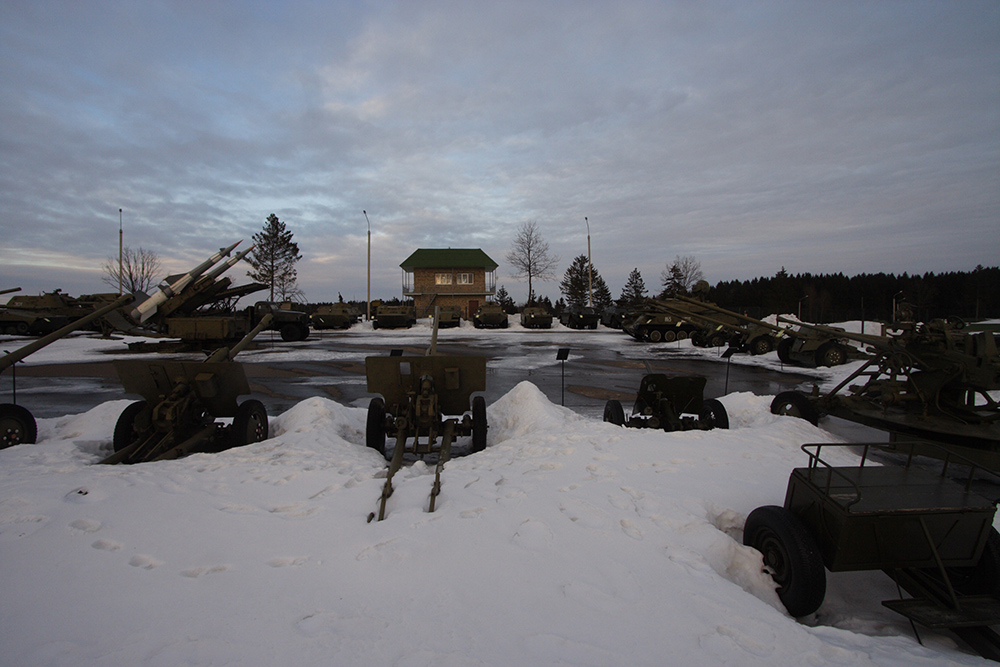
left=603, top=374, right=728, bottom=431
left=1, top=294, right=133, bottom=448
left=365, top=307, right=488, bottom=521
left=775, top=317, right=860, bottom=367
left=667, top=294, right=787, bottom=355
left=770, top=317, right=1000, bottom=466
left=100, top=315, right=273, bottom=465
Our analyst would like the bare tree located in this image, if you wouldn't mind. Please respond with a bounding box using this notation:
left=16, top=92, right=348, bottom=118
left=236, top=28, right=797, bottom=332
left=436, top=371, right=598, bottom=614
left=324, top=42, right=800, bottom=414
left=101, top=246, right=162, bottom=295
left=505, top=221, right=560, bottom=304
left=660, top=255, right=704, bottom=297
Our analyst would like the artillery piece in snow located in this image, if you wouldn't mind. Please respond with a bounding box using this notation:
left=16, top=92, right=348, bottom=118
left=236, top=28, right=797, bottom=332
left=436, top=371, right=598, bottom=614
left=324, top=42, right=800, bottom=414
left=603, top=373, right=728, bottom=432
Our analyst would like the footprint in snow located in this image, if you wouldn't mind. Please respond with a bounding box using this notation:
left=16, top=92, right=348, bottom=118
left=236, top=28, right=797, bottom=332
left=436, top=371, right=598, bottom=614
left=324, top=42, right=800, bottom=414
left=129, top=555, right=164, bottom=570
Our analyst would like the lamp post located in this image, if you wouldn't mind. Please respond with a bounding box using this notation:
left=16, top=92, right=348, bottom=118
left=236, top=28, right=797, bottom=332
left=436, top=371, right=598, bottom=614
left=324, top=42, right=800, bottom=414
left=364, top=210, right=371, bottom=321
left=797, top=295, right=809, bottom=321
left=585, top=217, right=592, bottom=308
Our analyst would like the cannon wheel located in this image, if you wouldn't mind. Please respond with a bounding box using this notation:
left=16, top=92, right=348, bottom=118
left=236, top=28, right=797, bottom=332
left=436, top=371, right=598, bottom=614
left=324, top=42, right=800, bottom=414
left=776, top=337, right=793, bottom=363
left=0, top=403, right=37, bottom=448
left=232, top=399, right=269, bottom=447
left=770, top=391, right=819, bottom=426
left=750, top=336, right=774, bottom=355
left=815, top=343, right=847, bottom=367
left=471, top=396, right=488, bottom=452
left=113, top=400, right=148, bottom=452
left=708, top=333, right=727, bottom=348
left=603, top=399, right=626, bottom=426
left=280, top=323, right=308, bottom=342
left=744, top=505, right=826, bottom=617
left=699, top=399, right=729, bottom=430
left=366, top=397, right=387, bottom=455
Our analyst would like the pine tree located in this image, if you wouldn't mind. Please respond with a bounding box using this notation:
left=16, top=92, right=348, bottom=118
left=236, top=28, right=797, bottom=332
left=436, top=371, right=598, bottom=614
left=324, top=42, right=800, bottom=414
left=559, top=254, right=611, bottom=309
left=618, top=268, right=647, bottom=307
left=659, top=255, right=703, bottom=298
left=247, top=214, right=302, bottom=301
left=495, top=284, right=516, bottom=313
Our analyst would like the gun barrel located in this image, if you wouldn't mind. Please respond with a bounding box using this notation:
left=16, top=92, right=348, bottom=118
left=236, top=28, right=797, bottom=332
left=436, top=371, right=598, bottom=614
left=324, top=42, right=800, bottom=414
left=206, top=314, right=274, bottom=363
left=0, top=287, right=22, bottom=296
left=1, top=294, right=132, bottom=373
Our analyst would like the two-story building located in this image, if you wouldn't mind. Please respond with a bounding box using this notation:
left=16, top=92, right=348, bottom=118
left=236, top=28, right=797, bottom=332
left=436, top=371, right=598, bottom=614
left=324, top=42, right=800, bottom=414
left=400, top=248, right=498, bottom=318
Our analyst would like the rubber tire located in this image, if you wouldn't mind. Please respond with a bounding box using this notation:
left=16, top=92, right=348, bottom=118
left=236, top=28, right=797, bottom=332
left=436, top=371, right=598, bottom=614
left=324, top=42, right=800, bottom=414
left=603, top=400, right=626, bottom=426
left=815, top=343, right=846, bottom=367
left=366, top=397, right=387, bottom=455
left=471, top=396, right=488, bottom=452
left=648, top=329, right=663, bottom=343
left=0, top=403, right=37, bottom=448
left=676, top=330, right=688, bottom=341
left=691, top=332, right=705, bottom=347
left=743, top=505, right=827, bottom=617
left=776, top=337, right=794, bottom=364
left=708, top=333, right=727, bottom=348
left=113, top=400, right=148, bottom=452
left=280, top=323, right=301, bottom=342
left=663, top=330, right=677, bottom=343
left=232, top=399, right=269, bottom=447
left=750, top=336, right=774, bottom=355
left=770, top=391, right=820, bottom=426
left=699, top=399, right=729, bottom=430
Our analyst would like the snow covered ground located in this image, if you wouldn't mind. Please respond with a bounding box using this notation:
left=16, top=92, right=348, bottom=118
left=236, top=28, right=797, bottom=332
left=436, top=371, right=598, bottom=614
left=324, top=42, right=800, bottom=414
left=1, top=320, right=995, bottom=665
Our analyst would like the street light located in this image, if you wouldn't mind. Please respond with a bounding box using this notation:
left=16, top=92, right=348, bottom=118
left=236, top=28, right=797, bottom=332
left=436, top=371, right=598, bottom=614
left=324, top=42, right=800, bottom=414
left=364, top=210, right=371, bottom=321
left=585, top=217, right=592, bottom=307
left=797, top=295, right=809, bottom=321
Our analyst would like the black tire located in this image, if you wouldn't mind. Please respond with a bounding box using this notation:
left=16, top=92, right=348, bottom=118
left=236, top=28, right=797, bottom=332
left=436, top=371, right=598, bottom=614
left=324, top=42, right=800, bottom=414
left=699, top=399, right=729, bottom=430
left=648, top=329, right=663, bottom=343
left=366, top=397, right=387, bottom=455
left=232, top=399, right=268, bottom=447
left=297, top=324, right=310, bottom=341
left=708, top=333, right=727, bottom=348
left=743, top=506, right=826, bottom=617
left=634, top=326, right=648, bottom=341
left=280, top=323, right=301, bottom=342
left=0, top=403, right=37, bottom=448
left=471, top=396, right=488, bottom=452
left=501, top=320, right=509, bottom=329
left=815, top=343, right=847, bottom=367
left=113, top=400, right=148, bottom=452
left=770, top=391, right=820, bottom=425
left=676, top=330, right=688, bottom=341
left=750, top=336, right=774, bottom=355
left=663, top=330, right=677, bottom=342
left=603, top=399, right=626, bottom=426
left=372, top=321, right=379, bottom=330
left=776, top=337, right=793, bottom=363
left=690, top=332, right=706, bottom=347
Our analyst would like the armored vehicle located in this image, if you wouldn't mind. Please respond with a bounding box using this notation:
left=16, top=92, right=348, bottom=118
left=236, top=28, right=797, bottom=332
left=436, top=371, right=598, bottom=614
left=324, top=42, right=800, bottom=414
left=775, top=318, right=857, bottom=367
left=253, top=301, right=310, bottom=341
left=623, top=311, right=697, bottom=342
left=432, top=304, right=463, bottom=328
left=1, top=294, right=132, bottom=448
left=472, top=302, right=508, bottom=328
left=364, top=309, right=488, bottom=521
left=600, top=305, right=633, bottom=329
left=667, top=294, right=781, bottom=355
left=770, top=317, right=1000, bottom=467
left=311, top=303, right=359, bottom=330
left=559, top=306, right=600, bottom=330
left=373, top=305, right=416, bottom=329
left=519, top=306, right=553, bottom=329
left=101, top=316, right=273, bottom=464
left=744, top=441, right=1000, bottom=660
left=603, top=374, right=728, bottom=431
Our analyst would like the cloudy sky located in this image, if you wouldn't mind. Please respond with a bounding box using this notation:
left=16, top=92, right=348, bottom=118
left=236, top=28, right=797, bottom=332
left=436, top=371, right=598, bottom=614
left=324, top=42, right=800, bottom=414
left=1, top=1, right=997, bottom=304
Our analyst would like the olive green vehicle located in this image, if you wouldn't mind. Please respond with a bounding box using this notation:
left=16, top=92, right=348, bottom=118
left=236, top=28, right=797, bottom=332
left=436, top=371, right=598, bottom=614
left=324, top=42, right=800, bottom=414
left=364, top=310, right=488, bottom=521
left=744, top=441, right=1000, bottom=659
left=433, top=304, right=463, bottom=328
left=101, top=316, right=273, bottom=465
left=473, top=302, right=508, bottom=329
left=311, top=303, right=359, bottom=330
left=559, top=306, right=599, bottom=330
left=623, top=310, right=698, bottom=342
left=774, top=318, right=859, bottom=367
left=373, top=305, right=416, bottom=329
left=0, top=289, right=115, bottom=336
left=771, top=317, right=1000, bottom=468
left=603, top=374, right=728, bottom=431
left=519, top=306, right=553, bottom=329
left=1, top=294, right=132, bottom=448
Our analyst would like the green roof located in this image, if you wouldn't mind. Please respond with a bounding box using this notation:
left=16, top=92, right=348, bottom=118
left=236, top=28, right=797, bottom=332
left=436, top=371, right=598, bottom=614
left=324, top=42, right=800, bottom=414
left=400, top=248, right=498, bottom=270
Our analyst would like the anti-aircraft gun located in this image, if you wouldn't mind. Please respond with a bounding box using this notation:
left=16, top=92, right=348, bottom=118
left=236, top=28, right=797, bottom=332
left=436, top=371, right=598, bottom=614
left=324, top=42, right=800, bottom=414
left=364, top=307, right=488, bottom=521
left=771, top=316, right=1000, bottom=466
left=99, top=315, right=273, bottom=465
left=1, top=294, right=133, bottom=448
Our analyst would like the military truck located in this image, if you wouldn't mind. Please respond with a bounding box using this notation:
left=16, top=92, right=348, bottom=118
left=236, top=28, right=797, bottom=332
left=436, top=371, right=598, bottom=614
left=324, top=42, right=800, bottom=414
left=311, top=303, right=359, bottom=330
left=373, top=305, right=416, bottom=329
left=473, top=302, right=509, bottom=329
left=520, top=306, right=553, bottom=329
left=559, top=306, right=600, bottom=330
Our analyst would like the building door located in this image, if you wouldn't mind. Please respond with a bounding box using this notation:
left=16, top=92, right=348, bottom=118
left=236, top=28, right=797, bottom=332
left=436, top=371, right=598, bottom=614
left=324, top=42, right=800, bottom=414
left=467, top=300, right=478, bottom=318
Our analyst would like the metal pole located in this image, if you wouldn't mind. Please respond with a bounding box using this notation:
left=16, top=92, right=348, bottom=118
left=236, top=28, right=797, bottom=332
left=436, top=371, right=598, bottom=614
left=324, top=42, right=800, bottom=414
left=118, top=208, right=123, bottom=295
left=585, top=217, right=592, bottom=307
left=364, top=210, right=371, bottom=321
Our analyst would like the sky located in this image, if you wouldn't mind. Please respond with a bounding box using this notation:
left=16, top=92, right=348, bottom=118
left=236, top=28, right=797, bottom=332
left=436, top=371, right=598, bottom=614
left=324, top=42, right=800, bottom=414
left=1, top=0, right=998, bottom=304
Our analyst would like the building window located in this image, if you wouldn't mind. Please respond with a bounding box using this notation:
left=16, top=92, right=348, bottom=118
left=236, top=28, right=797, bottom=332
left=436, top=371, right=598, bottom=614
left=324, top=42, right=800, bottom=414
left=435, top=273, right=453, bottom=285
left=457, top=273, right=473, bottom=285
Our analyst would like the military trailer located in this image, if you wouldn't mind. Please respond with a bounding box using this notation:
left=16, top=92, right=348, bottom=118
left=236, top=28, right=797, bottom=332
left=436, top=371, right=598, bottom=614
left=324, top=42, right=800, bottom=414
left=603, top=373, right=728, bottom=431
left=472, top=302, right=508, bottom=328
left=311, top=303, right=358, bottom=330
left=744, top=441, right=1000, bottom=660
left=434, top=304, right=463, bottom=328
left=373, top=305, right=416, bottom=329
left=520, top=306, right=553, bottom=329
left=560, top=306, right=600, bottom=330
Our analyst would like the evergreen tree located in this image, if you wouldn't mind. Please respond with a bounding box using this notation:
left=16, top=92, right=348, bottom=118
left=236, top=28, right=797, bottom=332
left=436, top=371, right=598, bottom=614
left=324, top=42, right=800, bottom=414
left=247, top=214, right=302, bottom=301
left=559, top=254, right=611, bottom=309
left=659, top=255, right=703, bottom=298
left=618, top=268, right=647, bottom=307
left=592, top=275, right=613, bottom=310
left=495, top=284, right=516, bottom=312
